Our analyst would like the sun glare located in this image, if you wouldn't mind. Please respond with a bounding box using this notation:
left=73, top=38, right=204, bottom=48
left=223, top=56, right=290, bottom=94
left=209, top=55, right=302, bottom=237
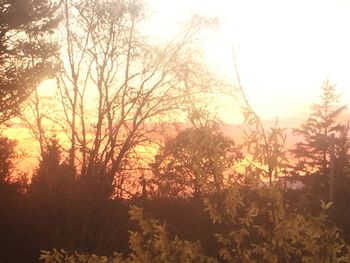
left=3, top=1, right=350, bottom=261
left=147, top=0, right=350, bottom=120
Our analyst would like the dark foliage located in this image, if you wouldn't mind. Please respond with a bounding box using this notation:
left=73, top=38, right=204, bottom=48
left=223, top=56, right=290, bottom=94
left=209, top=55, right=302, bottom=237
left=0, top=0, right=60, bottom=123
left=152, top=125, right=243, bottom=198
left=292, top=81, right=349, bottom=175
left=0, top=134, right=16, bottom=182
left=292, top=82, right=350, bottom=199
left=0, top=87, right=349, bottom=261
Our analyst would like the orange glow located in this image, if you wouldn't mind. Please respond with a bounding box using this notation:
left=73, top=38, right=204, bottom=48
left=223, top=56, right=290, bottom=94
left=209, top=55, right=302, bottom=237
left=5, top=0, right=350, bottom=173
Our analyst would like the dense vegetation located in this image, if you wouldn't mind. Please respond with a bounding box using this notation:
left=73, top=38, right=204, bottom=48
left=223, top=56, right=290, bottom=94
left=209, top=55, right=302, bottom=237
left=0, top=0, right=350, bottom=262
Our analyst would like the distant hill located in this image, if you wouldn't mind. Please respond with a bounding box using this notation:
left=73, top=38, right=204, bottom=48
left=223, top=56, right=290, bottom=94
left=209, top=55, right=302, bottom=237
left=221, top=117, right=304, bottom=148
left=5, top=110, right=350, bottom=173
left=222, top=109, right=350, bottom=149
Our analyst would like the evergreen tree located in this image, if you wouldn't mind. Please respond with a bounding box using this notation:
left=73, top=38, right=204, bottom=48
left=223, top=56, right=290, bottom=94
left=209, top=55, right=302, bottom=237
left=0, top=0, right=60, bottom=123
left=0, top=134, right=16, bottom=183
left=28, top=138, right=76, bottom=250
left=292, top=81, right=350, bottom=206
left=30, top=138, right=73, bottom=198
left=292, top=81, right=348, bottom=176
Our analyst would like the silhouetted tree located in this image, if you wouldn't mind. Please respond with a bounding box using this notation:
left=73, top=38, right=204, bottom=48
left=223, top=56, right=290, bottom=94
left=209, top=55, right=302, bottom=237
left=0, top=135, right=29, bottom=262
left=152, top=113, right=242, bottom=198
left=23, top=0, right=218, bottom=199
left=292, top=82, right=348, bottom=175
left=291, top=81, right=350, bottom=211
left=24, top=137, right=131, bottom=258
left=28, top=138, right=75, bottom=251
left=31, top=138, right=73, bottom=191
left=0, top=0, right=60, bottom=123
left=0, top=134, right=17, bottom=183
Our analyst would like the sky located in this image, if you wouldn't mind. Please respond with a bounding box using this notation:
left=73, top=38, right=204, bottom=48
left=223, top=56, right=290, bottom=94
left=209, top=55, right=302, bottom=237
left=8, top=0, right=350, bottom=171
left=146, top=0, right=350, bottom=120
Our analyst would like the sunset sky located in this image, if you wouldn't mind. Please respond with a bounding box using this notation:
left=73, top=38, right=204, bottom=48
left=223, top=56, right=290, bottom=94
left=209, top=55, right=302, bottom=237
left=7, top=0, right=350, bottom=171
left=147, top=0, right=350, bottom=120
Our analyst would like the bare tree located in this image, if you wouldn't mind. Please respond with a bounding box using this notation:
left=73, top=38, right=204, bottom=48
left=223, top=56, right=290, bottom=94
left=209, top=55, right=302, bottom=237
left=23, top=0, right=218, bottom=198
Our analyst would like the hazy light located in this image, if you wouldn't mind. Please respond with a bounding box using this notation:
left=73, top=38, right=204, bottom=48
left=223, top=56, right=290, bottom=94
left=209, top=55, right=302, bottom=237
left=147, top=0, right=350, bottom=120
